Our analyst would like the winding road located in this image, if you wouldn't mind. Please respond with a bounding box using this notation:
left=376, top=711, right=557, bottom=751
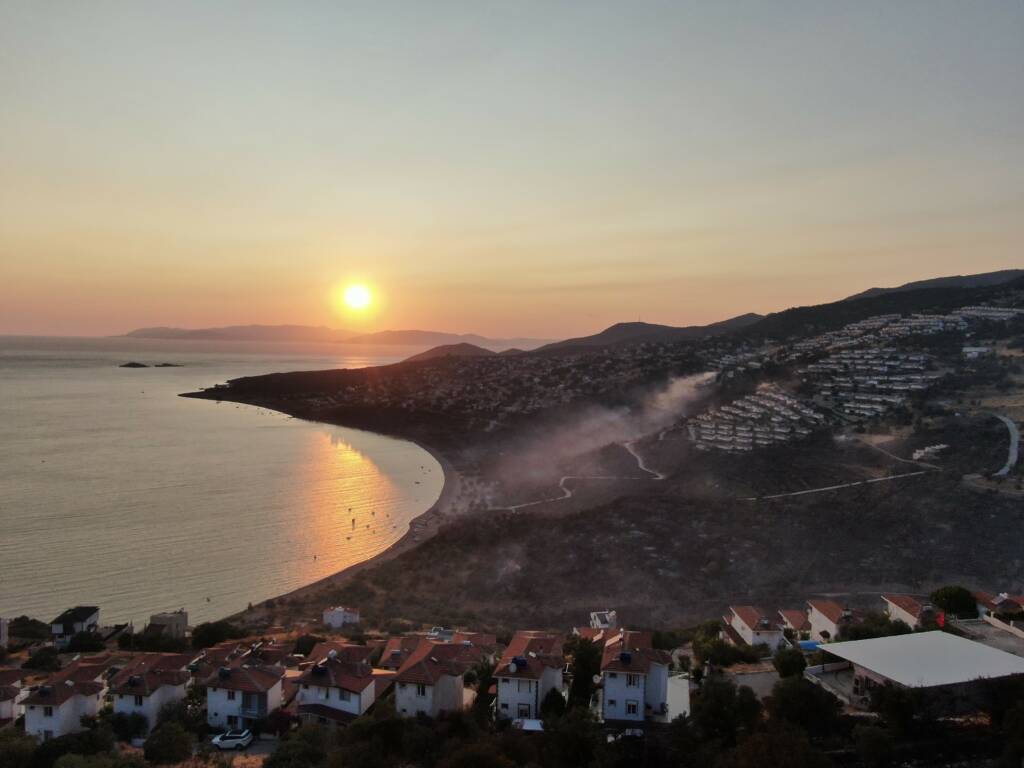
left=990, top=412, right=1020, bottom=477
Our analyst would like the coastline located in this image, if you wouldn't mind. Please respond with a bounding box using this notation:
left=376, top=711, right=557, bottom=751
left=179, top=392, right=473, bottom=627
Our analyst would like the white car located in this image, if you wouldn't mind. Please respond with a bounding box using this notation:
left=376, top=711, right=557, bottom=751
left=212, top=730, right=254, bottom=751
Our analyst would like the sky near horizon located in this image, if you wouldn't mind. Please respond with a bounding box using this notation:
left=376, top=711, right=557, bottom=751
left=2, top=1, right=1023, bottom=338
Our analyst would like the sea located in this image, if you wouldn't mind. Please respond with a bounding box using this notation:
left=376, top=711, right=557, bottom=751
left=0, top=336, right=445, bottom=627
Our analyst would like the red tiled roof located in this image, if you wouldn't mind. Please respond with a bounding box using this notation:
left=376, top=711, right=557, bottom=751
left=974, top=591, right=1024, bottom=613
left=573, top=628, right=608, bottom=644
left=296, top=657, right=375, bottom=694
left=22, top=679, right=105, bottom=706
left=495, top=631, right=563, bottom=680
left=882, top=594, right=924, bottom=619
left=109, top=668, right=190, bottom=697
left=730, top=606, right=780, bottom=632
left=394, top=640, right=479, bottom=686
left=0, top=668, right=24, bottom=687
left=203, top=665, right=284, bottom=693
left=0, top=685, right=20, bottom=703
left=379, top=636, right=422, bottom=671
left=600, top=630, right=671, bottom=674
left=306, top=642, right=374, bottom=666
left=807, top=599, right=845, bottom=624
left=777, top=609, right=810, bottom=632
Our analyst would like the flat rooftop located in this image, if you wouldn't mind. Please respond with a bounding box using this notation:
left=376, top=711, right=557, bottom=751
left=824, top=631, right=1024, bottom=688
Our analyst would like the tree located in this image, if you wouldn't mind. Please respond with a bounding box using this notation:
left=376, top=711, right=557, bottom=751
left=265, top=724, right=332, bottom=768
left=765, top=676, right=842, bottom=736
left=854, top=724, right=895, bottom=768
left=540, top=687, right=567, bottom=719
left=66, top=632, right=106, bottom=653
left=772, top=647, right=807, bottom=678
left=0, top=731, right=36, bottom=768
left=718, top=726, right=831, bottom=768
left=565, top=637, right=601, bottom=709
left=293, top=634, right=325, bottom=657
left=105, top=711, right=148, bottom=742
left=191, top=621, right=243, bottom=650
left=31, top=729, right=115, bottom=768
left=542, top=709, right=602, bottom=768
left=143, top=722, right=193, bottom=765
left=690, top=677, right=760, bottom=747
left=838, top=612, right=912, bottom=641
left=929, top=585, right=978, bottom=618
left=23, top=646, right=61, bottom=671
left=437, top=742, right=514, bottom=768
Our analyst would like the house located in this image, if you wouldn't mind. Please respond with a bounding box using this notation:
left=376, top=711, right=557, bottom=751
left=394, top=639, right=482, bottom=719
left=806, top=599, right=858, bottom=642
left=590, top=610, right=618, bottom=630
left=598, top=630, right=681, bottom=724
left=23, top=659, right=109, bottom=741
left=777, top=609, right=810, bottom=638
left=295, top=648, right=379, bottom=727
left=146, top=610, right=189, bottom=640
left=721, top=606, right=787, bottom=652
left=379, top=636, right=422, bottom=671
left=0, top=668, right=25, bottom=728
left=974, top=591, right=1024, bottom=618
left=204, top=664, right=284, bottom=731
left=494, top=631, right=564, bottom=720
left=805, top=631, right=1024, bottom=713
left=322, top=606, right=360, bottom=629
left=110, top=654, right=193, bottom=732
left=50, top=607, right=100, bottom=649
left=882, top=594, right=932, bottom=629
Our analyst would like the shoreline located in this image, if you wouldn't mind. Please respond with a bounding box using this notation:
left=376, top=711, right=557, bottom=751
left=179, top=392, right=472, bottom=627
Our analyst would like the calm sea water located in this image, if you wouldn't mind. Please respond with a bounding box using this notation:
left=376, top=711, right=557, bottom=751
left=0, top=337, right=444, bottom=626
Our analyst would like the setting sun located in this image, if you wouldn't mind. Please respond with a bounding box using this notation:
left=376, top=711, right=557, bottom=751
left=342, top=284, right=372, bottom=311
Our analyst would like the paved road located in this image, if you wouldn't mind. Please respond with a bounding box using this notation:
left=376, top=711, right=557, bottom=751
left=990, top=412, right=1020, bottom=477
left=742, top=470, right=932, bottom=501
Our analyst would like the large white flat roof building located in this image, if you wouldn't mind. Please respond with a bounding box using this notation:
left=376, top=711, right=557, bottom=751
left=824, top=631, right=1024, bottom=688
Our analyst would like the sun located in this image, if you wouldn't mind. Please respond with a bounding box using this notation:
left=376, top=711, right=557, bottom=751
left=342, top=284, right=372, bottom=311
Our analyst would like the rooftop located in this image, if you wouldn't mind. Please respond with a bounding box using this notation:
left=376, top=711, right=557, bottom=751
left=823, top=631, right=1024, bottom=688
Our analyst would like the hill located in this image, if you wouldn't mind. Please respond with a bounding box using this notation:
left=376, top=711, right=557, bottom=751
left=534, top=313, right=763, bottom=353
left=404, top=343, right=497, bottom=363
left=844, top=269, right=1024, bottom=301
left=123, top=324, right=351, bottom=342
left=343, top=329, right=550, bottom=351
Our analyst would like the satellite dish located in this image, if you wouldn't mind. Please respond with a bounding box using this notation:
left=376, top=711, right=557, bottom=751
left=592, top=674, right=602, bottom=685
left=508, top=662, right=518, bottom=674
left=328, top=649, right=338, bottom=660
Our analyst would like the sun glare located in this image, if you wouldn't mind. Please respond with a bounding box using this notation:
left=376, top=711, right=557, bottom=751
left=342, top=284, right=372, bottom=311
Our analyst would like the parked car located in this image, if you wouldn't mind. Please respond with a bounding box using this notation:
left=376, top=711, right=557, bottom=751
left=212, top=730, right=254, bottom=750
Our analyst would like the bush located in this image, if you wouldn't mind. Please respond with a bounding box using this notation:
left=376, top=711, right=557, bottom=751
left=191, top=621, right=243, bottom=650
left=293, top=634, right=325, bottom=657
left=31, top=729, right=114, bottom=768
left=839, top=612, right=912, bottom=641
left=23, top=646, right=61, bottom=671
left=0, top=731, right=36, bottom=768
left=106, top=712, right=148, bottom=742
left=765, top=676, right=842, bottom=736
left=772, top=647, right=807, bottom=678
left=143, top=722, right=193, bottom=765
left=854, top=724, right=895, bottom=768
left=8, top=616, right=50, bottom=641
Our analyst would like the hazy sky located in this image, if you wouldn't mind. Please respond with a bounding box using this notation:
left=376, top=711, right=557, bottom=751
left=2, top=1, right=1022, bottom=338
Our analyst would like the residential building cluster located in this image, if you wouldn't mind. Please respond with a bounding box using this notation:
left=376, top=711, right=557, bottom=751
left=686, top=385, right=825, bottom=453
left=799, top=349, right=943, bottom=419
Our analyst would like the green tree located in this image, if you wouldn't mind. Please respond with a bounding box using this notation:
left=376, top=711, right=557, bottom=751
left=293, top=634, right=325, bottom=657
left=66, top=632, right=106, bottom=653
left=23, top=646, right=61, bottom=671
left=31, top=729, right=115, bottom=768
left=854, top=724, right=895, bottom=768
left=191, top=621, right=243, bottom=650
left=838, top=612, right=912, bottom=641
left=691, top=677, right=760, bottom=747
left=0, top=731, right=36, bottom=768
left=765, top=676, right=842, bottom=736
left=143, top=722, right=193, bottom=765
left=772, top=647, right=807, bottom=678
left=565, top=637, right=601, bottom=709
left=540, top=687, right=567, bottom=719
left=265, top=724, right=332, bottom=768
left=929, top=585, right=978, bottom=618
left=104, top=712, right=148, bottom=742
left=542, top=709, right=602, bottom=768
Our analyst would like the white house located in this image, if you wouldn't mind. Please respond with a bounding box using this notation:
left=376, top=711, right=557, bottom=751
left=882, top=594, right=931, bottom=629
left=722, top=606, right=787, bottom=652
left=23, top=660, right=109, bottom=740
left=590, top=610, right=618, bottom=630
left=110, top=654, right=193, bottom=733
left=494, top=631, right=564, bottom=721
left=50, top=607, right=100, bottom=649
left=322, top=606, right=360, bottom=629
left=806, top=599, right=858, bottom=643
left=146, top=610, right=189, bottom=641
left=0, top=668, right=25, bottom=727
left=295, top=650, right=379, bottom=727
left=777, top=609, right=810, bottom=638
left=204, top=665, right=284, bottom=731
left=598, top=630, right=676, bottom=723
left=974, top=591, right=1024, bottom=618
left=393, top=638, right=488, bottom=719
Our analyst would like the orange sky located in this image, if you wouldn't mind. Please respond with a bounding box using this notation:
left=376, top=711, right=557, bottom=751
left=2, top=2, right=1022, bottom=339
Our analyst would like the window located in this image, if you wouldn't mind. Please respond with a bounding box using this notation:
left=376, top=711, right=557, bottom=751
left=500, top=703, right=509, bottom=710
left=338, top=689, right=351, bottom=701
left=517, top=680, right=531, bottom=693
left=134, top=695, right=144, bottom=706
left=227, top=691, right=236, bottom=701
left=607, top=699, right=616, bottom=707
left=43, top=706, right=53, bottom=717
left=626, top=700, right=639, bottom=716
left=608, top=672, right=617, bottom=679
left=227, top=716, right=237, bottom=727
left=500, top=678, right=509, bottom=686
left=517, top=704, right=530, bottom=718
left=626, top=674, right=640, bottom=687
left=416, top=684, right=427, bottom=697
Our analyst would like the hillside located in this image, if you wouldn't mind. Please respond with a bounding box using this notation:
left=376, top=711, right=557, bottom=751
left=404, top=342, right=497, bottom=363
left=844, top=269, right=1024, bottom=301
left=534, top=313, right=763, bottom=353
left=342, top=329, right=550, bottom=351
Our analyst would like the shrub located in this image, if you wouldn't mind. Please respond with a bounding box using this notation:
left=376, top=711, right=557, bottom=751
left=23, top=646, right=61, bottom=671
left=765, top=676, right=842, bottom=736
left=772, top=647, right=807, bottom=678
left=143, top=723, right=193, bottom=765
left=106, top=712, right=148, bottom=742
left=929, top=585, right=978, bottom=618
left=854, top=724, right=895, bottom=768
left=293, top=634, right=325, bottom=657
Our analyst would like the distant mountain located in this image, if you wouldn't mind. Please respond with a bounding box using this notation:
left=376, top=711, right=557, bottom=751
left=404, top=343, right=498, bottom=363
left=343, top=329, right=550, bottom=351
left=123, top=325, right=351, bottom=342
left=534, top=313, right=763, bottom=353
left=844, top=270, right=1024, bottom=301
